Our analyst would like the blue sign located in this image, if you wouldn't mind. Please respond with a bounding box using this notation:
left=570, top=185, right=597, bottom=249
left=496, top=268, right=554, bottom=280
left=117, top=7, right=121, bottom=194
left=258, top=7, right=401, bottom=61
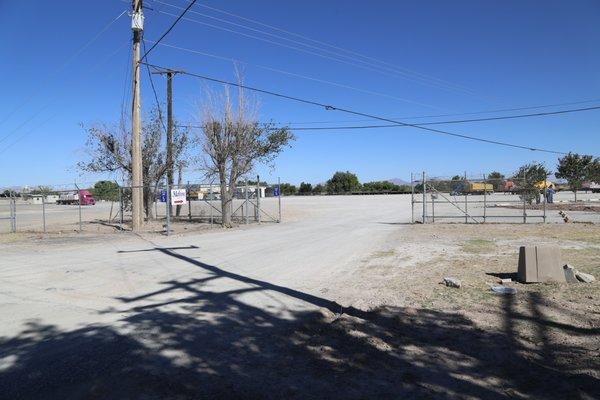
left=159, top=189, right=167, bottom=202
left=273, top=187, right=280, bottom=197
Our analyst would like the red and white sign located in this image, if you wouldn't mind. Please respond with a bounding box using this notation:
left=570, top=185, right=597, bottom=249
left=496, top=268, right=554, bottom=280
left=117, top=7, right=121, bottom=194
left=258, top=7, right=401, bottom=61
left=171, top=189, right=187, bottom=205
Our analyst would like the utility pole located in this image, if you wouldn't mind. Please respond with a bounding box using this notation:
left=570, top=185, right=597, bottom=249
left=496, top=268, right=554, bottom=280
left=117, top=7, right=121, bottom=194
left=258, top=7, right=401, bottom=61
left=131, top=0, right=144, bottom=230
left=151, top=68, right=183, bottom=217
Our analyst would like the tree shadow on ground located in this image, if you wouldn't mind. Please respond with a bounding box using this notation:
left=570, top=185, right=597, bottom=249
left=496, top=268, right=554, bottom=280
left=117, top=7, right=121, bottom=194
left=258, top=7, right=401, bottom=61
left=1, top=246, right=598, bottom=399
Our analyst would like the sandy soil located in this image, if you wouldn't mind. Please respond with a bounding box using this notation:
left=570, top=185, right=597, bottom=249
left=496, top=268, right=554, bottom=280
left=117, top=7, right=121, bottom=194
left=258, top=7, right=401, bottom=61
left=0, top=196, right=598, bottom=399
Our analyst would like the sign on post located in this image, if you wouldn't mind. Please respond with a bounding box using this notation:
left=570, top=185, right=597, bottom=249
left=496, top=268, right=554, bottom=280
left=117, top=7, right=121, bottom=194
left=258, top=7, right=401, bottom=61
left=171, top=189, right=187, bottom=206
left=273, top=187, right=280, bottom=197
left=159, top=189, right=167, bottom=203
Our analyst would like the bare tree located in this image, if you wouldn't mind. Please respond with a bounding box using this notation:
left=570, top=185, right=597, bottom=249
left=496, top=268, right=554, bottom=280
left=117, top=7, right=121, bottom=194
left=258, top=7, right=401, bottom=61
left=198, top=83, right=293, bottom=227
left=79, top=107, right=188, bottom=219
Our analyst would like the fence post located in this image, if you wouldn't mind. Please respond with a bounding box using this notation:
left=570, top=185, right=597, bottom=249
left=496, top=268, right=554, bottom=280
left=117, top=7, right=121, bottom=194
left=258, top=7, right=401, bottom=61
left=543, top=172, right=547, bottom=223
left=278, top=177, right=282, bottom=223
left=119, top=186, right=124, bottom=232
left=256, top=175, right=261, bottom=224
left=422, top=171, right=426, bottom=224
left=165, top=180, right=171, bottom=236
left=10, top=194, right=16, bottom=233
left=464, top=171, right=468, bottom=224
left=411, top=172, right=414, bottom=224
left=522, top=171, right=527, bottom=224
left=75, top=183, right=82, bottom=233
left=209, top=181, right=214, bottom=227
left=431, top=193, right=435, bottom=223
left=42, top=195, right=46, bottom=233
left=483, top=173, right=487, bottom=223
left=187, top=181, right=192, bottom=222
left=245, top=179, right=249, bottom=225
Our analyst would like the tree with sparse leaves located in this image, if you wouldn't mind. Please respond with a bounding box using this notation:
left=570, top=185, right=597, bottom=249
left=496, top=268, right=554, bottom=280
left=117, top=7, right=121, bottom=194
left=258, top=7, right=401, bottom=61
left=556, top=153, right=594, bottom=201
left=79, top=107, right=189, bottom=219
left=198, top=82, right=294, bottom=227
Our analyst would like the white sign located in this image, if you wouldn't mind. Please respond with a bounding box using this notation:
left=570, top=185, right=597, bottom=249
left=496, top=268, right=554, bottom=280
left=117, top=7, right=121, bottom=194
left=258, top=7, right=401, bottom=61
left=170, top=189, right=187, bottom=206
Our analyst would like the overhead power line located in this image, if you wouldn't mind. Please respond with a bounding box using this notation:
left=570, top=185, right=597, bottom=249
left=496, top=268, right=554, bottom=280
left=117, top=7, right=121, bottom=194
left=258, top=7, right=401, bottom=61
left=152, top=0, right=484, bottom=99
left=151, top=5, right=489, bottom=101
left=0, top=9, right=128, bottom=128
left=142, top=61, right=574, bottom=155
left=149, top=41, right=444, bottom=110
left=285, top=98, right=600, bottom=125
left=176, top=104, right=600, bottom=132
left=140, top=0, right=197, bottom=62
left=282, top=105, right=600, bottom=130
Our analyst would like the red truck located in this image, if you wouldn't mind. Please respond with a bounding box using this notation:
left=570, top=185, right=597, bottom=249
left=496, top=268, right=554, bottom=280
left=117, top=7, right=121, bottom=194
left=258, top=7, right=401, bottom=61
left=57, top=190, right=96, bottom=205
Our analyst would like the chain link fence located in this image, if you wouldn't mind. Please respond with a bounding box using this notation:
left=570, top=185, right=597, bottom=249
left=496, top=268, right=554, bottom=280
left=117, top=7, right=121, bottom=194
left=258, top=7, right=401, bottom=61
left=0, top=178, right=282, bottom=234
left=410, top=172, right=600, bottom=224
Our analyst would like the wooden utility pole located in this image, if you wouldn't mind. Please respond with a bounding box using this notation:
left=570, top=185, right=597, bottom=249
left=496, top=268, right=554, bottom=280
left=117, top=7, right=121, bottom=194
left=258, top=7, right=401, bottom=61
left=131, top=0, right=144, bottom=230
left=152, top=68, right=182, bottom=217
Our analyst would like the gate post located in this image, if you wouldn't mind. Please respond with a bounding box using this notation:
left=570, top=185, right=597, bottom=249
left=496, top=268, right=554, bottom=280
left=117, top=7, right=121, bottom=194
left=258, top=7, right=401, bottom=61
left=410, top=172, right=414, bottom=224
left=422, top=171, right=426, bottom=224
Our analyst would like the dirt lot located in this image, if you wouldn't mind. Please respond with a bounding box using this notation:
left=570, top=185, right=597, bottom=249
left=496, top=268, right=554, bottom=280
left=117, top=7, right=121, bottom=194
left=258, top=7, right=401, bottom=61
left=0, top=196, right=598, bottom=399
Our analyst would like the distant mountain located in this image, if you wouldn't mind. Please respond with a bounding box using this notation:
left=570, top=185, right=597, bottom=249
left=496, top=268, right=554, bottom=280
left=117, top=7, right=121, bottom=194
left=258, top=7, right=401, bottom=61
left=387, top=178, right=410, bottom=185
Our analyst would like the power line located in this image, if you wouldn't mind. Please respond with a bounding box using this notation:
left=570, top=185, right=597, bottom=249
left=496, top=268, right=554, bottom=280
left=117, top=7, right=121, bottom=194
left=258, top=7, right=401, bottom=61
left=152, top=7, right=489, bottom=101
left=176, top=104, right=600, bottom=131
left=0, top=9, right=127, bottom=128
left=149, top=41, right=444, bottom=110
left=152, top=0, right=484, bottom=99
left=279, top=105, right=600, bottom=130
left=142, top=40, right=167, bottom=132
left=287, top=98, right=600, bottom=125
left=140, top=0, right=197, bottom=62
left=143, top=62, right=573, bottom=155
left=0, top=41, right=130, bottom=154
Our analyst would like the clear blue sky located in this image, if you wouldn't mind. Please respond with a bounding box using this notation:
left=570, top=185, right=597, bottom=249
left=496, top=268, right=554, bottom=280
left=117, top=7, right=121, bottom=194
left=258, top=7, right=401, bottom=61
left=1, top=0, right=599, bottom=187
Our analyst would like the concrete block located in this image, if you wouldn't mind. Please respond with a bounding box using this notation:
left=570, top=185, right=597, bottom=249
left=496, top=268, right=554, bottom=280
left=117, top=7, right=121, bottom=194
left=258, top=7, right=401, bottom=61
left=575, top=271, right=595, bottom=283
left=518, top=246, right=565, bottom=283
left=563, top=264, right=578, bottom=283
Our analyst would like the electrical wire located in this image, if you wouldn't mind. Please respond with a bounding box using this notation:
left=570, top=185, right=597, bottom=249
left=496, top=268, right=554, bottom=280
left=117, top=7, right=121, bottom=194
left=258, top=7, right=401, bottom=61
left=148, top=41, right=444, bottom=110
left=0, top=9, right=128, bottom=128
left=142, top=61, right=575, bottom=155
left=176, top=104, right=600, bottom=132
left=278, top=105, right=600, bottom=130
left=142, top=40, right=167, bottom=133
left=139, top=0, right=197, bottom=62
left=152, top=0, right=483, bottom=99
left=285, top=98, right=600, bottom=125
left=152, top=8, right=488, bottom=101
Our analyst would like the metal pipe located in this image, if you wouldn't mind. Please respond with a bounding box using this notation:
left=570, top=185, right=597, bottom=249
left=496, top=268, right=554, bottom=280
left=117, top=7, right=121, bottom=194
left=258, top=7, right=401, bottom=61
left=278, top=177, right=282, bottom=223
left=42, top=195, right=46, bottom=233
left=464, top=171, right=468, bottom=224
left=165, top=180, right=171, bottom=236
left=119, top=186, right=124, bottom=232
left=422, top=171, right=426, bottom=224
left=75, top=183, right=82, bottom=233
left=543, top=172, right=547, bottom=223
left=187, top=181, right=192, bottom=222
left=209, top=181, right=214, bottom=227
left=245, top=179, right=249, bottom=225
left=483, top=173, right=487, bottom=223
left=256, top=175, right=261, bottom=224
left=410, top=172, right=414, bottom=224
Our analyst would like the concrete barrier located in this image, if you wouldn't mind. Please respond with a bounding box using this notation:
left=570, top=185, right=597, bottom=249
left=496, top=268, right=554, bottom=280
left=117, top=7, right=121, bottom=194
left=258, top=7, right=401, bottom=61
left=518, top=246, right=565, bottom=283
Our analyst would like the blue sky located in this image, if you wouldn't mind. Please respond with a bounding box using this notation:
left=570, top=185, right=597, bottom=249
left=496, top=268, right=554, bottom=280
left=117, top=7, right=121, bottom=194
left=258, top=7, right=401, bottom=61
left=1, top=0, right=599, bottom=187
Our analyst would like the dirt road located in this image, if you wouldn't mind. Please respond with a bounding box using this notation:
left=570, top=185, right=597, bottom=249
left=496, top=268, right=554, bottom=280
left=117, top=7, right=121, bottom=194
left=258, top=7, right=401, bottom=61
left=1, top=195, right=598, bottom=399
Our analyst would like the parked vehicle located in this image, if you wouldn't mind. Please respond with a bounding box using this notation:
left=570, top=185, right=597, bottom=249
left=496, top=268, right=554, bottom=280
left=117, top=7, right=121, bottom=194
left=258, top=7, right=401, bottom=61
left=57, top=190, right=96, bottom=205
left=582, top=181, right=600, bottom=193
left=451, top=182, right=493, bottom=195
